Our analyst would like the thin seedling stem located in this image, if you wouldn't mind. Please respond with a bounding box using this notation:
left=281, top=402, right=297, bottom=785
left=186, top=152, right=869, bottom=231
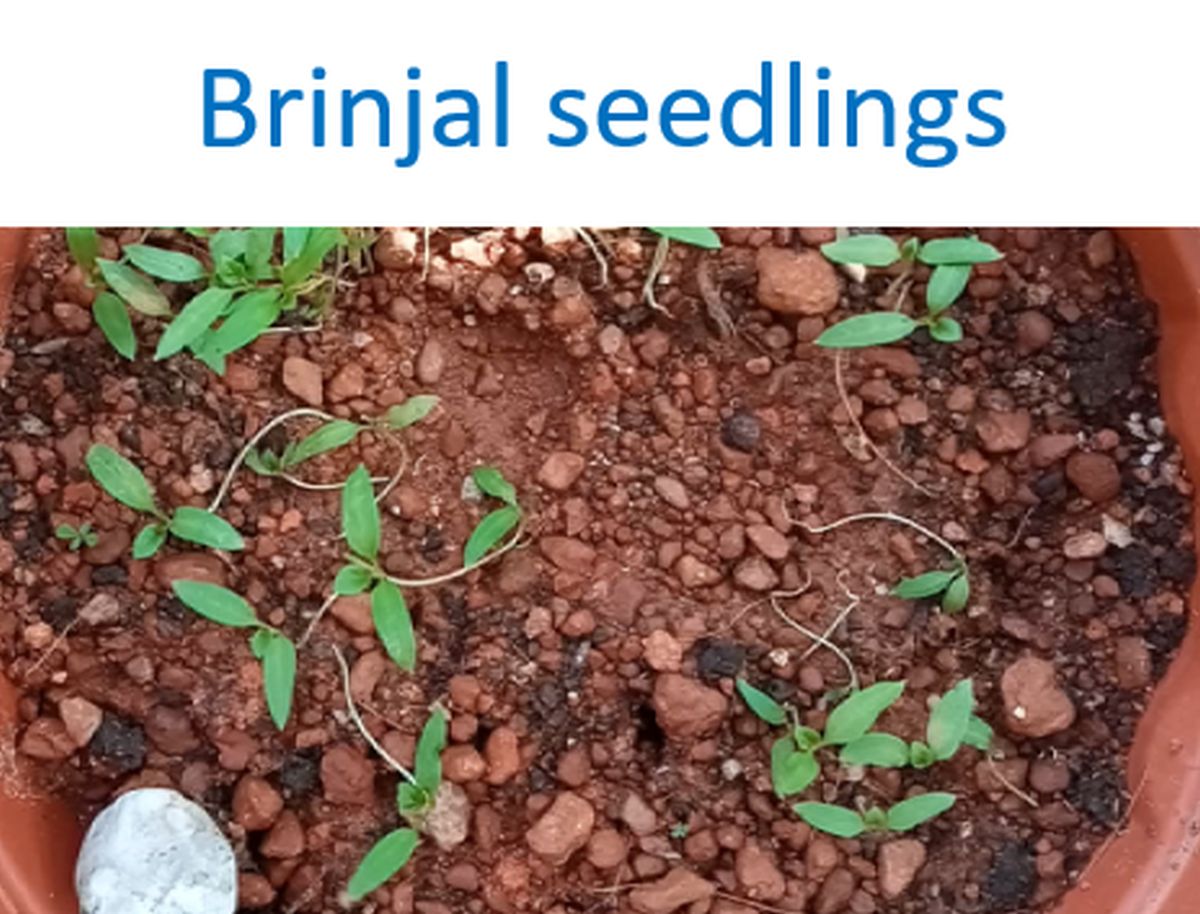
left=574, top=227, right=609, bottom=288
left=770, top=591, right=860, bottom=691
left=331, top=644, right=419, bottom=787
left=210, top=407, right=335, bottom=512
left=799, top=510, right=963, bottom=564
left=641, top=236, right=671, bottom=314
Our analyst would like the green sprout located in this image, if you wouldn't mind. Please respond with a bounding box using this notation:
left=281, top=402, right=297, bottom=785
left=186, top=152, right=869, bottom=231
left=736, top=678, right=906, bottom=796
left=170, top=580, right=296, bottom=730
left=464, top=466, right=522, bottom=565
left=892, top=561, right=971, bottom=614
left=85, top=444, right=244, bottom=559
left=906, top=680, right=993, bottom=768
left=794, top=793, right=957, bottom=838
left=346, top=707, right=447, bottom=901
left=65, top=227, right=347, bottom=367
left=55, top=522, right=98, bottom=552
left=816, top=234, right=1002, bottom=348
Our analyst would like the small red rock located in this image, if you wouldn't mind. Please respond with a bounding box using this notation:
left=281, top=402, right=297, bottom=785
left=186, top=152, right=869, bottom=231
left=756, top=248, right=840, bottom=316
left=629, top=867, right=715, bottom=914
left=1015, top=311, right=1055, bottom=354
left=976, top=410, right=1032, bottom=454
left=587, top=828, right=628, bottom=869
left=734, top=842, right=786, bottom=901
left=537, top=451, right=586, bottom=491
left=238, top=873, right=277, bottom=909
left=539, top=536, right=596, bottom=574
left=232, top=775, right=284, bottom=831
left=877, top=839, right=927, bottom=899
left=485, top=726, right=521, bottom=784
left=320, top=744, right=376, bottom=806
left=1029, top=434, right=1078, bottom=468
left=260, top=810, right=306, bottom=858
left=59, top=696, right=103, bottom=747
left=1114, top=636, right=1152, bottom=689
left=281, top=356, right=324, bottom=407
left=745, top=524, right=789, bottom=561
left=1065, top=452, right=1121, bottom=503
left=642, top=630, right=683, bottom=672
left=674, top=554, right=722, bottom=589
left=443, top=745, right=487, bottom=783
left=1001, top=657, right=1076, bottom=738
left=652, top=674, right=728, bottom=740
left=19, top=718, right=76, bottom=760
left=525, top=792, right=595, bottom=864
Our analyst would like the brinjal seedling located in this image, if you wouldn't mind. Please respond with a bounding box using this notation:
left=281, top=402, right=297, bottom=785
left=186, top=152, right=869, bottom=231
left=906, top=679, right=993, bottom=768
left=334, top=465, right=417, bottom=671
left=171, top=580, right=296, bottom=730
left=463, top=466, right=522, bottom=565
left=794, top=792, right=957, bottom=838
left=737, top=678, right=906, bottom=796
left=643, top=227, right=722, bottom=311
left=55, top=522, right=98, bottom=552
left=815, top=233, right=1002, bottom=349
left=347, top=707, right=447, bottom=900
left=892, top=560, right=971, bottom=614
left=65, top=227, right=348, bottom=369
left=85, top=444, right=244, bottom=559
left=246, top=397, right=438, bottom=480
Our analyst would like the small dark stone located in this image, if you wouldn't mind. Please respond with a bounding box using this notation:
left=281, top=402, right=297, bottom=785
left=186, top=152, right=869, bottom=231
left=91, top=565, right=127, bottom=586
left=763, top=678, right=796, bottom=704
left=156, top=596, right=194, bottom=638
left=1146, top=614, right=1188, bottom=677
left=1159, top=548, right=1196, bottom=585
left=90, top=714, right=147, bottom=774
left=41, top=596, right=78, bottom=633
left=1113, top=544, right=1158, bottom=598
left=278, top=750, right=320, bottom=796
left=1031, top=470, right=1065, bottom=501
left=694, top=638, right=745, bottom=681
left=1067, top=765, right=1126, bottom=826
left=982, top=841, right=1037, bottom=912
left=721, top=411, right=761, bottom=453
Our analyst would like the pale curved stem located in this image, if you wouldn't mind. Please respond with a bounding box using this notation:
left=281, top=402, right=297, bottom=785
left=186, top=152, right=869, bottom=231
left=769, top=590, right=859, bottom=691
left=209, top=407, right=335, bottom=512
left=798, top=510, right=963, bottom=564
left=331, top=644, right=419, bottom=787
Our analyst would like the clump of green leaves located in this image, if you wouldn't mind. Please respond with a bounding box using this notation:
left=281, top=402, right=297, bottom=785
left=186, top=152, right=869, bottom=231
left=247, top=397, right=438, bottom=479
left=171, top=580, right=296, bottom=729
left=347, top=707, right=447, bottom=901
left=816, top=234, right=1002, bottom=349
left=333, top=465, right=416, bottom=671
left=85, top=444, right=244, bottom=559
left=906, top=680, right=992, bottom=769
left=464, top=467, right=522, bottom=565
left=55, top=522, right=98, bottom=551
left=737, top=679, right=906, bottom=797
left=647, top=227, right=722, bottom=250
left=892, top=560, right=971, bottom=614
left=65, top=227, right=346, bottom=369
left=794, top=793, right=957, bottom=838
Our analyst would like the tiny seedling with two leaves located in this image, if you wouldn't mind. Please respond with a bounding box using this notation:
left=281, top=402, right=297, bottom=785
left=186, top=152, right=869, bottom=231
left=816, top=234, right=1003, bottom=349
left=346, top=707, right=447, bottom=901
left=247, top=397, right=438, bottom=480
left=794, top=793, right=958, bottom=839
left=55, top=522, right=98, bottom=552
left=464, top=466, right=522, bottom=565
left=170, top=580, right=296, bottom=730
left=892, top=561, right=971, bottom=614
left=66, top=227, right=346, bottom=369
left=85, top=444, right=244, bottom=559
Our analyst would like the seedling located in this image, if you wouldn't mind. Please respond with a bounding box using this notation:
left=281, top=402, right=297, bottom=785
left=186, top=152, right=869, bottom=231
left=815, top=234, right=1002, bottom=349
left=65, top=227, right=347, bottom=368
left=892, top=561, right=971, bottom=614
left=346, top=707, right=447, bottom=901
left=246, top=397, right=438, bottom=480
left=463, top=466, right=522, bottom=565
left=85, top=444, right=244, bottom=559
left=794, top=793, right=957, bottom=838
left=643, top=227, right=722, bottom=311
left=736, top=678, right=905, bottom=796
left=55, top=522, right=98, bottom=552
left=170, top=580, right=296, bottom=729
left=334, top=465, right=417, bottom=671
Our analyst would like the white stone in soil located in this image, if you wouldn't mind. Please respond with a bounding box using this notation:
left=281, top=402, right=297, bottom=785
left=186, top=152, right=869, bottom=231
left=75, top=788, right=236, bottom=914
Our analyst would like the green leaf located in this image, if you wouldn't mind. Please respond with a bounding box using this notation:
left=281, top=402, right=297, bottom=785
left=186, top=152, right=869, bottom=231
left=463, top=506, right=520, bottom=565
left=886, top=793, right=957, bottom=832
left=55, top=524, right=77, bottom=541
left=963, top=714, right=994, bottom=752
left=414, top=708, right=447, bottom=793
left=342, top=465, right=380, bottom=561
left=471, top=466, right=517, bottom=506
left=815, top=313, right=918, bottom=349
left=918, top=237, right=1002, bottom=266
left=206, top=288, right=283, bottom=356
left=168, top=506, right=245, bottom=551
left=208, top=229, right=248, bottom=270
left=820, top=234, right=902, bottom=267
left=244, top=448, right=280, bottom=477
left=155, top=288, right=235, bottom=359
left=736, top=679, right=787, bottom=726
left=86, top=444, right=158, bottom=514
left=346, top=828, right=420, bottom=901
left=927, top=679, right=974, bottom=761
left=941, top=573, right=970, bottom=613
left=66, top=228, right=100, bottom=273
left=190, top=336, right=227, bottom=375
left=123, top=244, right=207, bottom=283
left=900, top=238, right=921, bottom=262
left=794, top=726, right=823, bottom=752
left=385, top=395, right=440, bottom=430
left=132, top=523, right=167, bottom=559
left=823, top=681, right=906, bottom=745
left=925, top=264, right=971, bottom=314
left=648, top=227, right=722, bottom=250
left=863, top=807, right=889, bottom=831
left=372, top=580, right=416, bottom=671
left=281, top=227, right=343, bottom=288
left=260, top=632, right=297, bottom=730
left=909, top=741, right=935, bottom=768
left=92, top=292, right=136, bottom=359
left=97, top=259, right=172, bottom=317
left=334, top=564, right=374, bottom=596
left=793, top=803, right=866, bottom=839
left=891, top=570, right=957, bottom=600
left=397, top=782, right=431, bottom=816
left=285, top=420, right=362, bottom=468
left=283, top=227, right=311, bottom=262
left=839, top=733, right=912, bottom=768
left=171, top=580, right=259, bottom=628
left=771, top=738, right=819, bottom=797
left=928, top=316, right=964, bottom=344
left=244, top=228, right=278, bottom=280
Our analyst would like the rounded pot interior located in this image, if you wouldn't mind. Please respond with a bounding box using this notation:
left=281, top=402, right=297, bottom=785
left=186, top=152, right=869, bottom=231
left=0, top=228, right=1198, bottom=914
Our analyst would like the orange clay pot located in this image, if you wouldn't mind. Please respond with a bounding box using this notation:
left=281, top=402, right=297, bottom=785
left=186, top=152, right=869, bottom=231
left=0, top=228, right=1199, bottom=914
